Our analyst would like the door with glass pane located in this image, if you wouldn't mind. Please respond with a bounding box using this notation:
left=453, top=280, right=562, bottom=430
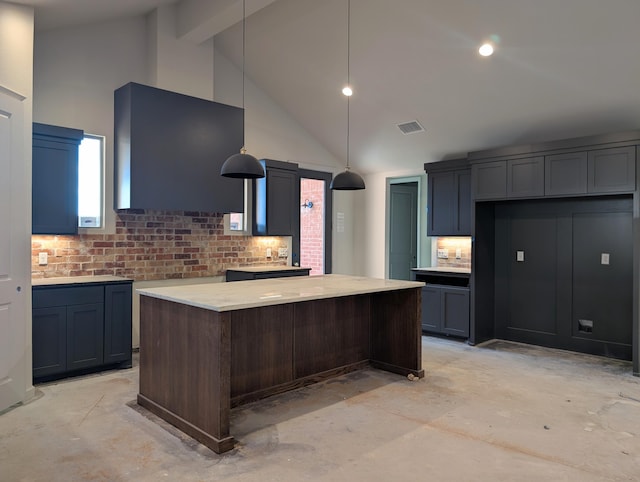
left=296, top=169, right=332, bottom=275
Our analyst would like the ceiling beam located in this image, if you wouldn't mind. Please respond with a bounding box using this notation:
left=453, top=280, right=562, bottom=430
left=176, top=0, right=277, bottom=44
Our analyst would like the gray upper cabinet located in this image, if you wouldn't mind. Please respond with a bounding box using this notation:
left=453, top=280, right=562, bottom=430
left=588, top=146, right=636, bottom=193
left=507, top=157, right=544, bottom=198
left=114, top=82, right=244, bottom=213
left=32, top=123, right=83, bottom=235
left=545, top=152, right=588, bottom=196
left=425, top=160, right=471, bottom=236
left=472, top=161, right=507, bottom=200
left=252, top=159, right=299, bottom=236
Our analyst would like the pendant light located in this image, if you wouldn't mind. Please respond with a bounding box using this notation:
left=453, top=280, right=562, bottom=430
left=221, top=0, right=265, bottom=179
left=330, top=0, right=365, bottom=191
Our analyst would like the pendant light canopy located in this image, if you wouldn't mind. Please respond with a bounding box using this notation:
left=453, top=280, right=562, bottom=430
left=330, top=0, right=365, bottom=191
left=221, top=0, right=265, bottom=179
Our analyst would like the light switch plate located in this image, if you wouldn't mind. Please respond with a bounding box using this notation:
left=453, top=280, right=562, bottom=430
left=266, top=248, right=272, bottom=258
left=601, top=253, right=610, bottom=265
left=516, top=251, right=525, bottom=262
left=38, top=252, right=48, bottom=265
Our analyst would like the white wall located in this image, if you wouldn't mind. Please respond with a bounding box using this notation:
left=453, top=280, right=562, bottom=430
left=355, top=168, right=431, bottom=278
left=0, top=0, right=35, bottom=405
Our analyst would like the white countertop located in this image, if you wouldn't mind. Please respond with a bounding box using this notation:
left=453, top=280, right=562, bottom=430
left=138, top=274, right=424, bottom=312
left=227, top=266, right=310, bottom=273
left=32, top=275, right=132, bottom=286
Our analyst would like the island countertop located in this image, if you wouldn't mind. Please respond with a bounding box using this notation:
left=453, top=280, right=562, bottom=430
left=137, top=274, right=424, bottom=312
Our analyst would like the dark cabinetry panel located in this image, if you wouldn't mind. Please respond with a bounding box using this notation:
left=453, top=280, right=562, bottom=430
left=588, top=146, right=636, bottom=193
left=104, top=284, right=133, bottom=364
left=413, top=270, right=470, bottom=338
left=114, top=82, right=244, bottom=212
left=32, top=281, right=132, bottom=381
left=507, top=157, right=544, bottom=198
left=32, top=123, right=83, bottom=234
left=494, top=198, right=633, bottom=359
left=545, top=152, right=588, bottom=196
left=474, top=146, right=636, bottom=201
left=425, top=160, right=471, bottom=236
left=253, top=159, right=299, bottom=236
left=32, top=307, right=67, bottom=378
left=421, top=285, right=469, bottom=337
left=472, top=161, right=507, bottom=200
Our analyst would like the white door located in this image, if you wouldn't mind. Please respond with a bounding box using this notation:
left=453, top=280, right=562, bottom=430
left=0, top=86, right=32, bottom=411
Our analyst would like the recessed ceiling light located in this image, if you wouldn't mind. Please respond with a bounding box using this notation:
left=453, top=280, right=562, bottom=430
left=479, top=43, right=494, bottom=57
left=342, top=85, right=353, bottom=96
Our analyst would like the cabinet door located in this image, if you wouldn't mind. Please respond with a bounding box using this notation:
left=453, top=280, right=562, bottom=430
left=32, top=136, right=80, bottom=235
left=428, top=171, right=455, bottom=236
left=472, top=161, right=507, bottom=200
left=32, top=307, right=67, bottom=378
left=545, top=152, right=588, bottom=196
left=104, top=284, right=132, bottom=365
left=441, top=287, right=470, bottom=337
left=266, top=168, right=299, bottom=235
left=507, top=157, right=544, bottom=198
left=66, top=303, right=104, bottom=371
left=588, top=146, right=636, bottom=193
left=454, top=169, right=471, bottom=235
left=421, top=286, right=441, bottom=332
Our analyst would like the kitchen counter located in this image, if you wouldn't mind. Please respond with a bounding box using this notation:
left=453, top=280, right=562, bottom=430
left=138, top=274, right=424, bottom=312
left=32, top=275, right=132, bottom=286
left=137, top=274, right=424, bottom=453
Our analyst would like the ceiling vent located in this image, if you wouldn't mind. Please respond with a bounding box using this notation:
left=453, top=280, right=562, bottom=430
left=397, top=120, right=425, bottom=135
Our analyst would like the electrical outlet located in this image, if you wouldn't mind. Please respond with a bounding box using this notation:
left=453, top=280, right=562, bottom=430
left=38, top=252, right=48, bottom=265
left=266, top=248, right=272, bottom=258
left=455, top=248, right=462, bottom=259
left=437, top=249, right=448, bottom=259
left=278, top=248, right=288, bottom=258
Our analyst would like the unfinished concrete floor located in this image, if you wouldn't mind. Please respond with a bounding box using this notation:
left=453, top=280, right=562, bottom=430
left=1, top=337, right=640, bottom=481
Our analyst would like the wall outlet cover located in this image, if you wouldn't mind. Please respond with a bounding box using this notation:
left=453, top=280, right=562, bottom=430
left=38, top=252, right=48, bottom=265
left=278, top=248, right=288, bottom=257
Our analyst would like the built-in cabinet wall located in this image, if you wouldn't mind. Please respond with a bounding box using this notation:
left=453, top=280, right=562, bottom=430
left=466, top=131, right=640, bottom=372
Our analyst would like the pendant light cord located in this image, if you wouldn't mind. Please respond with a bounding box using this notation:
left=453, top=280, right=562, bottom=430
left=346, top=0, right=351, bottom=169
left=241, top=0, right=246, bottom=148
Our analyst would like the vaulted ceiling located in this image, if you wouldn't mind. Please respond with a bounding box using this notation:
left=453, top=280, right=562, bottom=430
left=14, top=0, right=640, bottom=174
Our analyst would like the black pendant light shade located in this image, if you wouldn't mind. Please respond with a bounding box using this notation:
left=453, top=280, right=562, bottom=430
left=220, top=0, right=265, bottom=179
left=221, top=148, right=265, bottom=179
left=330, top=168, right=365, bottom=190
left=330, top=0, right=365, bottom=191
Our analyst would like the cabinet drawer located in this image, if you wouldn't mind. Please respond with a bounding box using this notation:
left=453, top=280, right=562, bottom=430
left=33, top=285, right=104, bottom=308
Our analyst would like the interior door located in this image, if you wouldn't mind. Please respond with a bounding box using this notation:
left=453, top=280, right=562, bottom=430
left=0, top=87, right=31, bottom=411
left=389, top=182, right=418, bottom=280
left=298, top=169, right=332, bottom=275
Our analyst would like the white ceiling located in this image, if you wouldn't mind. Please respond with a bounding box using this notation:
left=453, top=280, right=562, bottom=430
left=14, top=0, right=640, bottom=174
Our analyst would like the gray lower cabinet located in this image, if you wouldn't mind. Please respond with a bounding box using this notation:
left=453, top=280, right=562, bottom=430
left=32, top=281, right=132, bottom=381
left=421, top=285, right=470, bottom=337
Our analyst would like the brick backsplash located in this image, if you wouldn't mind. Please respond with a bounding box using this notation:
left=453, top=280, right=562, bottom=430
left=32, top=210, right=289, bottom=281
left=435, top=237, right=472, bottom=269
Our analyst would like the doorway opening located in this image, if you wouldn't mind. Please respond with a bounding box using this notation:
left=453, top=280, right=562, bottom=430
left=387, top=176, right=426, bottom=280
left=296, top=169, right=332, bottom=275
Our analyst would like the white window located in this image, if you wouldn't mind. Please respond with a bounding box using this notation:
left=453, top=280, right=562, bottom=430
left=78, top=134, right=104, bottom=228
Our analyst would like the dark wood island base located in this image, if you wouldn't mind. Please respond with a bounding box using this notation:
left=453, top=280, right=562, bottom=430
left=138, top=276, right=424, bottom=454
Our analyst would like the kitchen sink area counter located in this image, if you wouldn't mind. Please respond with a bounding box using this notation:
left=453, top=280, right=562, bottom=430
left=32, top=275, right=133, bottom=286
left=137, top=274, right=425, bottom=453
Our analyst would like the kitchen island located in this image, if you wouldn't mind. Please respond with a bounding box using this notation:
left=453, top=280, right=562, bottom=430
left=137, top=274, right=424, bottom=453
